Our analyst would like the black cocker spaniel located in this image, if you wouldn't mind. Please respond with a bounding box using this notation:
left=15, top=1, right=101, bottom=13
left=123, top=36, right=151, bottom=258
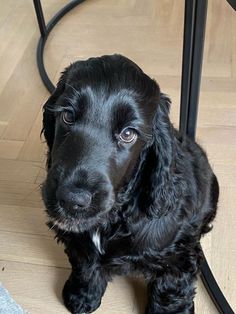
left=42, top=54, right=219, bottom=314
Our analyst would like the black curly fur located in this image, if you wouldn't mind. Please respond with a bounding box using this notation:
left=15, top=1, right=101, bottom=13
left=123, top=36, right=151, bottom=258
left=42, top=54, right=219, bottom=314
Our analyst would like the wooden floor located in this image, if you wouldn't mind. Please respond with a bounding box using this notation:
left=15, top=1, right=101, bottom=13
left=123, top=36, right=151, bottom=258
left=0, top=0, right=235, bottom=313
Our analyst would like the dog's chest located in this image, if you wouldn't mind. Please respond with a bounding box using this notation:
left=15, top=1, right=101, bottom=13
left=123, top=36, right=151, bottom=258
left=90, top=224, right=135, bottom=258
left=91, top=231, right=104, bottom=254
left=90, top=220, right=178, bottom=258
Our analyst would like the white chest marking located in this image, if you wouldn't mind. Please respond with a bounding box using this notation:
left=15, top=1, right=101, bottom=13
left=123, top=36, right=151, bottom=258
left=92, top=231, right=104, bottom=254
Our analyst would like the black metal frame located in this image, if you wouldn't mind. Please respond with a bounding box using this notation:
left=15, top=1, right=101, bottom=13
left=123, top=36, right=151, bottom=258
left=179, top=0, right=207, bottom=139
left=33, top=0, right=86, bottom=93
left=32, top=0, right=234, bottom=313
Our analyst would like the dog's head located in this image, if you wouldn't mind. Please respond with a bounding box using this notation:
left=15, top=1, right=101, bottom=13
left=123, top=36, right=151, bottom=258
left=42, top=54, right=172, bottom=232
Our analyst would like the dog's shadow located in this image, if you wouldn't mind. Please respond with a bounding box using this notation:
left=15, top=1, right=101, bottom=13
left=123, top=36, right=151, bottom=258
left=40, top=238, right=70, bottom=305
left=52, top=265, right=70, bottom=306
left=125, top=276, right=147, bottom=314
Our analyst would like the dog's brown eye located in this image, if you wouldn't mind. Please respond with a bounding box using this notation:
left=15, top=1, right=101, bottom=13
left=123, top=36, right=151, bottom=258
left=62, top=111, right=75, bottom=125
left=119, top=128, right=137, bottom=143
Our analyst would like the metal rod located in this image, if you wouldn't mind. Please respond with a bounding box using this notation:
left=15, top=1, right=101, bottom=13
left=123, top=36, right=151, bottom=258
left=186, top=0, right=208, bottom=139
left=179, top=0, right=196, bottom=136
left=35, top=0, right=86, bottom=93
left=33, top=0, right=46, bottom=37
left=201, top=254, right=234, bottom=313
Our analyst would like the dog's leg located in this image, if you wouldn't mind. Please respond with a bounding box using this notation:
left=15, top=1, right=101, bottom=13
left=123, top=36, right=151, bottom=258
left=62, top=244, right=107, bottom=314
left=63, top=270, right=107, bottom=314
left=145, top=272, right=195, bottom=314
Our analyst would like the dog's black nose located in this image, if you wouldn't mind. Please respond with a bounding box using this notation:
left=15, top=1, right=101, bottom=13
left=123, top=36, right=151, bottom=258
left=57, top=186, right=92, bottom=211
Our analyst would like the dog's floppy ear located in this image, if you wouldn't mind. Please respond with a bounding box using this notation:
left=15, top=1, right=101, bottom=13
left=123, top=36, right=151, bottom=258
left=149, top=93, right=177, bottom=215
left=152, top=93, right=174, bottom=176
left=119, top=93, right=176, bottom=211
left=42, top=74, right=66, bottom=168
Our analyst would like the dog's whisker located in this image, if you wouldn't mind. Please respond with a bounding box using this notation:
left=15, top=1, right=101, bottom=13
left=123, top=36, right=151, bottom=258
left=65, top=82, right=81, bottom=97
left=49, top=221, right=58, bottom=231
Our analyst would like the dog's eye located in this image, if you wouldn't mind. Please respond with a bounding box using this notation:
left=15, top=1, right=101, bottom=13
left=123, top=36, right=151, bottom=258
left=62, top=111, right=75, bottom=125
left=119, top=127, right=137, bottom=143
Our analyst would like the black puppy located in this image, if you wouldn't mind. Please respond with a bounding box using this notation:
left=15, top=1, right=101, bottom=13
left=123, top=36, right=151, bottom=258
left=42, top=54, right=219, bottom=314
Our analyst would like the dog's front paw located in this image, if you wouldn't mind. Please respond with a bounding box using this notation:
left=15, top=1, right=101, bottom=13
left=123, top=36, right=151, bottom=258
left=62, top=279, right=101, bottom=314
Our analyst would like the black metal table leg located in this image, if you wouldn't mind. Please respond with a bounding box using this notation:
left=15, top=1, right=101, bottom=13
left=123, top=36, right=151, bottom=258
left=180, top=0, right=208, bottom=140
left=32, top=0, right=234, bottom=312
left=186, top=0, right=208, bottom=139
left=33, top=0, right=46, bottom=37
left=179, top=0, right=196, bottom=137
left=32, top=0, right=86, bottom=93
left=201, top=252, right=234, bottom=313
